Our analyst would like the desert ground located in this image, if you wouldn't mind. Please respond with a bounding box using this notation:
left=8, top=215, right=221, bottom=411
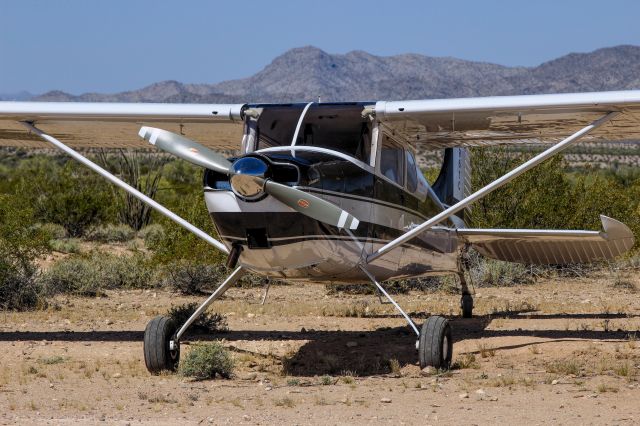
left=1, top=270, right=640, bottom=425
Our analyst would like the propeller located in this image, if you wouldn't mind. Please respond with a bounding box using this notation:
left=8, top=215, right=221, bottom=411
left=139, top=126, right=360, bottom=230
left=138, top=126, right=232, bottom=174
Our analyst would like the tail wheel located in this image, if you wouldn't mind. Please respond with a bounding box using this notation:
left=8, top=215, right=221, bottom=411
left=418, top=316, right=452, bottom=370
left=144, top=316, right=180, bottom=374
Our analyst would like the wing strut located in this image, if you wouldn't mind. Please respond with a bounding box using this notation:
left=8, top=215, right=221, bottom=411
left=20, top=122, right=230, bottom=255
left=366, top=111, right=621, bottom=264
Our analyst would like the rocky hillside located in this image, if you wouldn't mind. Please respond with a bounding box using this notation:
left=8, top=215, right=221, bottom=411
left=33, top=45, right=640, bottom=103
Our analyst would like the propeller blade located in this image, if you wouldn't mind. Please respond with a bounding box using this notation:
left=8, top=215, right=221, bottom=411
left=264, top=181, right=360, bottom=230
left=138, top=126, right=232, bottom=174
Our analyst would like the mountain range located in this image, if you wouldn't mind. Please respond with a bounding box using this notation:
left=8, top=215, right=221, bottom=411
left=27, top=45, right=640, bottom=103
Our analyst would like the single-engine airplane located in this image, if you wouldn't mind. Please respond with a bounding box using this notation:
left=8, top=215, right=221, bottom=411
left=0, top=90, right=638, bottom=372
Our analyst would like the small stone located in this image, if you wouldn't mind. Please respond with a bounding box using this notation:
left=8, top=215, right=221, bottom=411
left=49, top=383, right=54, bottom=388
left=242, top=415, right=251, bottom=421
left=489, top=396, right=498, bottom=401
left=247, top=313, right=255, bottom=318
left=300, top=327, right=306, bottom=333
left=380, top=397, right=392, bottom=403
left=265, top=385, right=272, bottom=391
left=459, top=393, right=469, bottom=399
left=112, top=373, right=122, bottom=378
left=105, top=319, right=113, bottom=325
left=475, top=389, right=487, bottom=400
left=421, top=366, right=436, bottom=376
left=551, top=379, right=559, bottom=385
left=346, top=341, right=358, bottom=348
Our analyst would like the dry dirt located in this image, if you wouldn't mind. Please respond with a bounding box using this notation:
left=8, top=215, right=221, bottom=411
left=1, top=270, right=640, bottom=425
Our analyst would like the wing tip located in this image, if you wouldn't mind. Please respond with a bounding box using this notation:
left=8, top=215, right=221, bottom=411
left=600, top=215, right=634, bottom=246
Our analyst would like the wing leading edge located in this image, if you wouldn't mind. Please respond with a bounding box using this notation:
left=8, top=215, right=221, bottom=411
left=457, top=215, right=634, bottom=264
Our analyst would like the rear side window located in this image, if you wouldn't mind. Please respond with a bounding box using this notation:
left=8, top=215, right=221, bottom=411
left=379, top=135, right=404, bottom=186
left=405, top=150, right=418, bottom=193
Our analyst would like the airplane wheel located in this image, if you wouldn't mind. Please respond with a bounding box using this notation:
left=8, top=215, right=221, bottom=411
left=461, top=294, right=473, bottom=318
left=418, top=316, right=452, bottom=370
left=144, top=316, right=180, bottom=374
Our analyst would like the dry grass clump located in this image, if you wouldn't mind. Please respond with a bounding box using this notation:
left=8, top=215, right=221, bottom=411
left=49, top=238, right=81, bottom=254
left=41, top=251, right=154, bottom=296
left=138, top=223, right=165, bottom=247
left=86, top=224, right=136, bottom=243
left=179, top=342, right=234, bottom=380
left=546, top=359, right=583, bottom=376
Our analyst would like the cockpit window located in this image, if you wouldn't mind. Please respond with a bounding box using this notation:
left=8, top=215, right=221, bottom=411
left=256, top=104, right=371, bottom=163
left=405, top=150, right=418, bottom=193
left=379, top=135, right=404, bottom=186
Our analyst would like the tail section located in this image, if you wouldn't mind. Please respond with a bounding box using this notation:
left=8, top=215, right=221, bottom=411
left=432, top=147, right=471, bottom=226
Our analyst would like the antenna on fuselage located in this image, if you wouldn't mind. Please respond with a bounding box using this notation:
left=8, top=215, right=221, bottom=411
left=317, top=96, right=321, bottom=103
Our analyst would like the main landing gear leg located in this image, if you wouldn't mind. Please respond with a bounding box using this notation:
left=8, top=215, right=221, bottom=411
left=358, top=265, right=452, bottom=370
left=143, top=266, right=246, bottom=374
left=459, top=271, right=474, bottom=319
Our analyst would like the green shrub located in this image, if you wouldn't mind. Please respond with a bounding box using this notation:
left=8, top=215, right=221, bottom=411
left=179, top=342, right=234, bottom=380
left=138, top=223, right=165, bottom=248
left=10, top=158, right=116, bottom=237
left=39, top=223, right=67, bottom=239
left=86, top=224, right=136, bottom=243
left=167, top=302, right=227, bottom=334
left=160, top=262, right=226, bottom=295
left=0, top=267, right=45, bottom=310
left=0, top=194, right=50, bottom=310
left=468, top=254, right=535, bottom=287
left=40, top=256, right=104, bottom=297
left=48, top=238, right=81, bottom=254
left=97, top=150, right=167, bottom=231
left=152, top=190, right=226, bottom=265
left=41, top=252, right=154, bottom=296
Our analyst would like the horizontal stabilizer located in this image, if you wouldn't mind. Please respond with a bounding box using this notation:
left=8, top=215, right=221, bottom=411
left=458, top=215, right=634, bottom=264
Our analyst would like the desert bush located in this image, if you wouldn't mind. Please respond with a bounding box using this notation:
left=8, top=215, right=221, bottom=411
left=179, top=342, right=234, bottom=380
left=138, top=223, right=165, bottom=248
left=41, top=252, right=154, bottom=296
left=152, top=190, right=226, bottom=265
left=6, top=157, right=116, bottom=237
left=41, top=256, right=103, bottom=297
left=39, top=223, right=67, bottom=239
left=167, top=302, right=228, bottom=333
left=97, top=150, right=167, bottom=231
left=465, top=250, right=535, bottom=287
left=0, top=195, right=50, bottom=310
left=86, top=224, right=136, bottom=243
left=49, top=238, right=81, bottom=254
left=160, top=262, right=226, bottom=295
left=0, top=267, right=44, bottom=311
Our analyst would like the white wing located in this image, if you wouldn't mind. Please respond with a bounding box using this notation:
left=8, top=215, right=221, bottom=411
left=374, top=90, right=640, bottom=148
left=0, top=101, right=245, bottom=149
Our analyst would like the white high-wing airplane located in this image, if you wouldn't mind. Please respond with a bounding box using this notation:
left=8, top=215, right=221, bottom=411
left=0, top=90, right=637, bottom=372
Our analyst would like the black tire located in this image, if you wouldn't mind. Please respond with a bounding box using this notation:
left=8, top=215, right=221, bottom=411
left=461, top=294, right=473, bottom=318
left=418, top=316, right=452, bottom=370
left=144, top=315, right=180, bottom=374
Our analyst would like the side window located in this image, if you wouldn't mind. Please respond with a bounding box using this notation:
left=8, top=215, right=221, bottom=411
left=379, top=135, right=404, bottom=186
left=405, top=150, right=418, bottom=193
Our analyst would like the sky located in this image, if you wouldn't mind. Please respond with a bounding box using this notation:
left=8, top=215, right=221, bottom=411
left=1, top=0, right=639, bottom=95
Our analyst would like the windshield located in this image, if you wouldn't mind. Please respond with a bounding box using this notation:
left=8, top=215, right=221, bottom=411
left=256, top=104, right=371, bottom=163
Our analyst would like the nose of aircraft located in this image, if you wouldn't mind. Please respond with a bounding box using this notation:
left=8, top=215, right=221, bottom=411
left=229, top=156, right=270, bottom=199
